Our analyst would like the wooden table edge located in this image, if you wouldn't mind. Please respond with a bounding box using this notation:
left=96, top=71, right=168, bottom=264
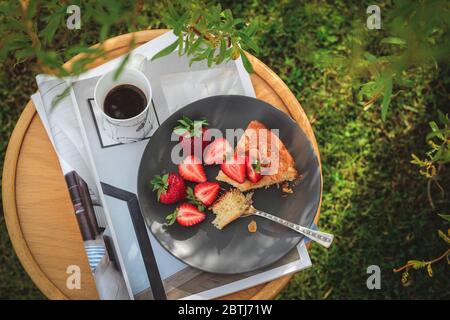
left=2, top=101, right=68, bottom=299
left=2, top=29, right=322, bottom=300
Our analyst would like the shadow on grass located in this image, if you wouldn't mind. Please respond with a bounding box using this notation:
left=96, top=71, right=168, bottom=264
left=279, top=104, right=450, bottom=299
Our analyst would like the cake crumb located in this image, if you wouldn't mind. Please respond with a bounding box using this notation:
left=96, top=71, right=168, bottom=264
left=282, top=182, right=294, bottom=194
left=248, top=220, right=257, bottom=233
left=211, top=189, right=253, bottom=230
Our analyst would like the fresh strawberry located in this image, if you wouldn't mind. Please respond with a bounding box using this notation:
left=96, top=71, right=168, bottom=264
left=166, top=203, right=206, bottom=227
left=173, top=116, right=210, bottom=154
left=245, top=156, right=262, bottom=183
left=221, top=154, right=246, bottom=184
left=151, top=173, right=186, bottom=204
left=194, top=182, right=220, bottom=206
left=178, top=155, right=207, bottom=183
left=203, top=137, right=233, bottom=165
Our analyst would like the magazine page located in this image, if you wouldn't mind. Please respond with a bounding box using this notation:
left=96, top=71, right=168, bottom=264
left=31, top=89, right=131, bottom=300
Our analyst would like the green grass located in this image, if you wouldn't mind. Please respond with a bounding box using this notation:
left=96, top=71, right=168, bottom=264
left=0, top=0, right=449, bottom=299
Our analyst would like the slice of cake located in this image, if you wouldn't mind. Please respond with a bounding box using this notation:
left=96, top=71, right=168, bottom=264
left=216, top=120, right=298, bottom=191
left=211, top=189, right=253, bottom=230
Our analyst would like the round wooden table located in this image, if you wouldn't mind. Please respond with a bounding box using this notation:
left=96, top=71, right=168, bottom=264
left=2, top=30, right=321, bottom=300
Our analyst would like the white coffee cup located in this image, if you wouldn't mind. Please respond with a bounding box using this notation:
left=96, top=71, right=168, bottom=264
left=94, top=54, right=153, bottom=143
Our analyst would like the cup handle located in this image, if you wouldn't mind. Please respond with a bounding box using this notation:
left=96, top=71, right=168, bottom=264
left=128, top=53, right=146, bottom=72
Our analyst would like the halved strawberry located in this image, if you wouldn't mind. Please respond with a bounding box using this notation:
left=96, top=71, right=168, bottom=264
left=178, top=155, right=207, bottom=183
left=151, top=173, right=186, bottom=204
left=203, top=137, right=233, bottom=165
left=173, top=116, right=209, bottom=155
left=221, top=154, right=246, bottom=184
left=245, top=156, right=262, bottom=183
left=194, top=182, right=220, bottom=206
left=166, top=203, right=206, bottom=227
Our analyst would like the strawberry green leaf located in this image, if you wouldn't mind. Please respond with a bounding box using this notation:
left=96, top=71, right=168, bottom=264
left=173, top=127, right=188, bottom=136
left=150, top=174, right=168, bottom=200
left=165, top=210, right=178, bottom=226
left=186, top=187, right=206, bottom=211
left=252, top=160, right=261, bottom=173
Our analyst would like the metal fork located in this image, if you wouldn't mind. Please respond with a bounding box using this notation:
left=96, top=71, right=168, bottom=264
left=241, top=206, right=334, bottom=248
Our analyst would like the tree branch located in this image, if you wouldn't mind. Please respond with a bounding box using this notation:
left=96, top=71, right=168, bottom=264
left=393, top=248, right=450, bottom=273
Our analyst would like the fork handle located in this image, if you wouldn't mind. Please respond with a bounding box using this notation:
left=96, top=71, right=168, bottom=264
left=254, top=210, right=334, bottom=248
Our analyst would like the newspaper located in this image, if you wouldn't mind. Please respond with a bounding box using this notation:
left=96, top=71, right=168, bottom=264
left=32, top=31, right=312, bottom=300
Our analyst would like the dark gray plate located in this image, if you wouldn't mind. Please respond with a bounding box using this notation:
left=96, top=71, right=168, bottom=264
left=137, top=95, right=321, bottom=274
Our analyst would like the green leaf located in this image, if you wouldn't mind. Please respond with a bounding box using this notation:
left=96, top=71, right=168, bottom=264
left=40, top=12, right=63, bottom=43
left=173, top=12, right=189, bottom=36
left=113, top=53, right=130, bottom=81
left=216, top=38, right=227, bottom=64
left=183, top=33, right=194, bottom=55
left=245, top=19, right=259, bottom=37
left=26, top=0, right=38, bottom=18
left=381, top=77, right=392, bottom=121
left=237, top=31, right=259, bottom=54
left=429, top=121, right=444, bottom=140
left=438, top=214, right=450, bottom=223
left=359, top=81, right=382, bottom=100
left=188, top=36, right=204, bottom=56
left=166, top=2, right=178, bottom=19
left=177, top=116, right=193, bottom=129
left=189, top=55, right=206, bottom=67
left=437, top=111, right=449, bottom=125
left=186, top=187, right=205, bottom=212
left=192, top=119, right=205, bottom=137
left=407, top=260, right=427, bottom=269
left=36, top=50, right=63, bottom=69
left=150, top=174, right=169, bottom=201
left=232, top=18, right=244, bottom=26
left=426, top=130, right=444, bottom=141
left=443, top=150, right=450, bottom=162
left=438, top=230, right=450, bottom=244
left=165, top=210, right=178, bottom=226
left=173, top=128, right=188, bottom=136
left=15, top=48, right=35, bottom=61
left=178, top=35, right=184, bottom=56
left=239, top=48, right=253, bottom=73
left=381, top=37, right=407, bottom=47
left=364, top=52, right=377, bottom=62
left=100, top=23, right=111, bottom=42
left=151, top=39, right=179, bottom=61
left=206, top=48, right=214, bottom=67
left=51, top=86, right=71, bottom=109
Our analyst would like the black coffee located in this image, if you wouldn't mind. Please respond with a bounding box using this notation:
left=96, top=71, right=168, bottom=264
left=104, top=84, right=147, bottom=119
